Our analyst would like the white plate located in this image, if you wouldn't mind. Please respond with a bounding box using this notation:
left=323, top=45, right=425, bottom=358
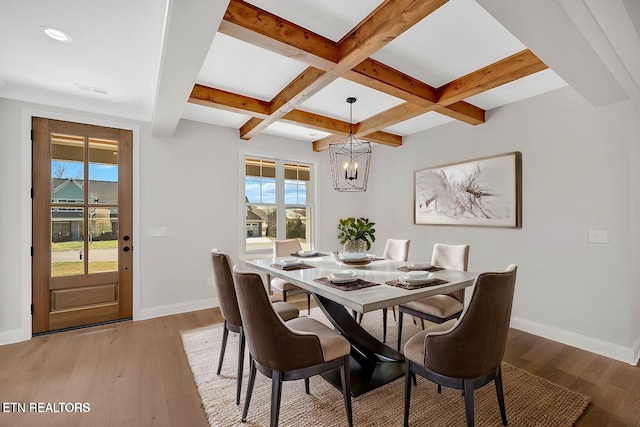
left=338, top=252, right=368, bottom=262
left=280, top=258, right=300, bottom=267
left=408, top=262, right=431, bottom=270
left=297, top=250, right=317, bottom=257
left=330, top=272, right=358, bottom=283
left=405, top=270, right=431, bottom=279
left=399, top=272, right=435, bottom=284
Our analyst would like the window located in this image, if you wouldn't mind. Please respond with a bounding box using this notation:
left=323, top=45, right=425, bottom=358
left=244, top=156, right=314, bottom=253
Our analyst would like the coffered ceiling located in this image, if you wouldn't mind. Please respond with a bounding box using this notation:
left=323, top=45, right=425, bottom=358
left=1, top=0, right=637, bottom=149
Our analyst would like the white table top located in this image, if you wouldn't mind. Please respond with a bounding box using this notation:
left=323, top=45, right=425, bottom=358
left=244, top=255, right=478, bottom=314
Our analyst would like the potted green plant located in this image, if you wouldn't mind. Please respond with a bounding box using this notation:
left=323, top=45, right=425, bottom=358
left=337, top=217, right=376, bottom=252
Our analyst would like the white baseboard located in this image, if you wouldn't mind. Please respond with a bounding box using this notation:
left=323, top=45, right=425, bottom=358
left=632, top=335, right=640, bottom=365
left=510, top=316, right=637, bottom=365
left=0, top=328, right=28, bottom=346
left=137, top=298, right=219, bottom=321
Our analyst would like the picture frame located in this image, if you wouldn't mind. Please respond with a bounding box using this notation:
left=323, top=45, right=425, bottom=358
left=414, top=152, right=522, bottom=228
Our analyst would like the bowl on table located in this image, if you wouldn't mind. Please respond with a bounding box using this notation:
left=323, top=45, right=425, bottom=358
left=329, top=271, right=358, bottom=283
left=337, top=252, right=373, bottom=266
left=280, top=258, right=301, bottom=267
left=297, top=250, right=317, bottom=257
left=399, top=271, right=435, bottom=285
left=407, top=262, right=431, bottom=270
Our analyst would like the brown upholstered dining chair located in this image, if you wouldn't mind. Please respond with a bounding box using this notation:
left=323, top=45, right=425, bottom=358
left=233, top=269, right=353, bottom=427
left=397, top=243, right=469, bottom=351
left=403, top=265, right=517, bottom=427
left=270, top=239, right=312, bottom=314
left=211, top=250, right=299, bottom=405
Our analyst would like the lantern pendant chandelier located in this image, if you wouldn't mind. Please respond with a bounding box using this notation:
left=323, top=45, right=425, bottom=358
left=329, top=97, right=372, bottom=192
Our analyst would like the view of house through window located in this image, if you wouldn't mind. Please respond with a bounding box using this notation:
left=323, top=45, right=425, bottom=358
left=51, top=133, right=119, bottom=276
left=244, top=157, right=313, bottom=252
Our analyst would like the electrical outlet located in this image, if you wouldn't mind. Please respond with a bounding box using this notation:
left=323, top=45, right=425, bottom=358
left=589, top=230, right=608, bottom=244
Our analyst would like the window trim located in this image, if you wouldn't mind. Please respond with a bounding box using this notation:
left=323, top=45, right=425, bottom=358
left=239, top=148, right=317, bottom=257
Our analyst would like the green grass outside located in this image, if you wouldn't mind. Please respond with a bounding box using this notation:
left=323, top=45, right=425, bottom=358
left=52, top=261, right=118, bottom=277
left=51, top=240, right=118, bottom=252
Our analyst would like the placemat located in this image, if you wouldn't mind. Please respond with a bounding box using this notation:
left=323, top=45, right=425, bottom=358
left=270, top=263, right=316, bottom=271
left=314, top=276, right=380, bottom=291
left=288, top=252, right=329, bottom=258
left=396, top=266, right=445, bottom=273
left=385, top=278, right=449, bottom=290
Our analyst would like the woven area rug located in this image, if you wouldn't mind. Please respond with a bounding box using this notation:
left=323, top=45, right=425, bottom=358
left=181, top=308, right=590, bottom=426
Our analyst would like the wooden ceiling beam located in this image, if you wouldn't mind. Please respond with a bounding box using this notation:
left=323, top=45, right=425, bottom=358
left=338, top=0, right=447, bottom=66
left=188, top=84, right=271, bottom=117
left=220, top=0, right=338, bottom=69
left=228, top=0, right=448, bottom=141
left=339, top=51, right=545, bottom=137
left=437, top=49, right=548, bottom=105
left=281, top=109, right=352, bottom=135
left=239, top=67, right=333, bottom=140
left=312, top=129, right=402, bottom=152
left=345, top=58, right=437, bottom=107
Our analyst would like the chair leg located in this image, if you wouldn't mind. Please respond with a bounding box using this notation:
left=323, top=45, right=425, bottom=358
left=305, top=377, right=310, bottom=394
left=282, top=291, right=288, bottom=302
left=437, top=384, right=441, bottom=394
left=236, top=328, right=245, bottom=405
left=495, top=366, right=508, bottom=426
left=382, top=307, right=388, bottom=343
left=340, top=355, right=353, bottom=427
left=420, top=319, right=425, bottom=330
left=306, top=293, right=311, bottom=315
left=397, top=311, right=404, bottom=352
left=391, top=306, right=396, bottom=322
left=241, top=358, right=257, bottom=422
left=463, top=379, right=475, bottom=427
left=217, top=321, right=229, bottom=375
left=404, top=362, right=412, bottom=427
left=270, top=371, right=283, bottom=427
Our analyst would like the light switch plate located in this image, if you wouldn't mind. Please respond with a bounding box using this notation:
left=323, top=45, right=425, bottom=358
left=589, top=230, right=608, bottom=244
left=148, top=226, right=167, bottom=237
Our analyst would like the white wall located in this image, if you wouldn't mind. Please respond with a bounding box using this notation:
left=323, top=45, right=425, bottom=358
left=365, top=86, right=640, bottom=363
left=1, top=88, right=638, bottom=363
left=0, top=98, right=359, bottom=337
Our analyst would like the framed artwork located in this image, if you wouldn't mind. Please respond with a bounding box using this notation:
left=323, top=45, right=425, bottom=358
left=414, top=152, right=522, bottom=227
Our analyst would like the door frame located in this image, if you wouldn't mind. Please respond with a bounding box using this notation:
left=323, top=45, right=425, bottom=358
left=20, top=108, right=141, bottom=340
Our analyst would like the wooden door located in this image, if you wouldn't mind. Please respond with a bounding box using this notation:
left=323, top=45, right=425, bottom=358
left=32, top=118, right=133, bottom=333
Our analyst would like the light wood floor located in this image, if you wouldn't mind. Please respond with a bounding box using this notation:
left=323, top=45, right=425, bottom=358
left=0, top=299, right=638, bottom=426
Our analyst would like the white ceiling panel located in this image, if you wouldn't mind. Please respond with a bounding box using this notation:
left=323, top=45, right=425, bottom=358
left=298, top=78, right=404, bottom=123
left=384, top=111, right=456, bottom=136
left=264, top=121, right=331, bottom=142
left=372, top=0, right=526, bottom=87
left=197, top=33, right=308, bottom=101
left=466, top=69, right=568, bottom=110
left=245, top=0, right=385, bottom=42
left=182, top=103, right=250, bottom=128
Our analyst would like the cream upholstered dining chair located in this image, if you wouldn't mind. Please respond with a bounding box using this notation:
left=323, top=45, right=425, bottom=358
left=234, top=269, right=353, bottom=427
left=211, top=250, right=299, bottom=405
left=378, top=239, right=410, bottom=342
left=271, top=239, right=311, bottom=314
left=403, top=265, right=517, bottom=427
left=397, top=243, right=470, bottom=351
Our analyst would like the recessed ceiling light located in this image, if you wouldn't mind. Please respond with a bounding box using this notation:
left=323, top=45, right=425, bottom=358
left=40, top=26, right=72, bottom=43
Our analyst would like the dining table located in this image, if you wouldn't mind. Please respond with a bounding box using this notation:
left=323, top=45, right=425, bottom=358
left=245, top=252, right=478, bottom=396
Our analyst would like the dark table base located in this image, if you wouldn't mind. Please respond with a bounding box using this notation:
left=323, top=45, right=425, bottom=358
left=314, top=295, right=406, bottom=397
